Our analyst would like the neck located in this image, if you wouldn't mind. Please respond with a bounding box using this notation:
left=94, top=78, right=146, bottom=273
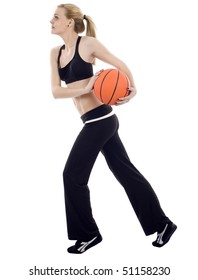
left=60, top=32, right=78, bottom=49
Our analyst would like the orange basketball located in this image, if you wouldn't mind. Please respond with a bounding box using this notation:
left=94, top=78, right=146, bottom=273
left=94, top=68, right=129, bottom=105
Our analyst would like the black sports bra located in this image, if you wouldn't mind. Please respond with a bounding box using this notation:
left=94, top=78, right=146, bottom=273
left=57, top=36, right=93, bottom=84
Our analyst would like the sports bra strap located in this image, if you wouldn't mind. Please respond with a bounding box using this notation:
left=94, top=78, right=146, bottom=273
left=57, top=45, right=65, bottom=67
left=57, top=37, right=81, bottom=68
left=75, top=36, right=81, bottom=53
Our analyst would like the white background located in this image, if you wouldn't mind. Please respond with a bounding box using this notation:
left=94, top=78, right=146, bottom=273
left=0, top=0, right=197, bottom=279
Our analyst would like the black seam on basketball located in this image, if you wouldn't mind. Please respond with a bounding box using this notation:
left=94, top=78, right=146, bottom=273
left=100, top=69, right=114, bottom=103
left=107, top=70, right=120, bottom=105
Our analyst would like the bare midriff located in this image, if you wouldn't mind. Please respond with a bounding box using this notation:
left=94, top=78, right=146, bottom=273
left=67, top=77, right=103, bottom=116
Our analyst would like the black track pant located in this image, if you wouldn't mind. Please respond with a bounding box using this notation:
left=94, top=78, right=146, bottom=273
left=63, top=105, right=170, bottom=240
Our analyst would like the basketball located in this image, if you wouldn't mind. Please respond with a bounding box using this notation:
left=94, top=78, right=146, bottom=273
left=94, top=68, right=129, bottom=105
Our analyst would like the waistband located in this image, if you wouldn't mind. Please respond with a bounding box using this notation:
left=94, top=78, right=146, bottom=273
left=81, top=105, right=113, bottom=124
left=84, top=111, right=115, bottom=124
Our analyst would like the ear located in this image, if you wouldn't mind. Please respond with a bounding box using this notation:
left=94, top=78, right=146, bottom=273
left=68, top=18, right=75, bottom=27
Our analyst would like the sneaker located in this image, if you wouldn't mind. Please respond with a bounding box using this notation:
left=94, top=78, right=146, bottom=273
left=152, top=222, right=177, bottom=247
left=67, top=234, right=103, bottom=254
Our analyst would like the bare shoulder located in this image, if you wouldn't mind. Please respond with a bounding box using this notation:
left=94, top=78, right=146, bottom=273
left=50, top=45, right=62, bottom=60
left=81, top=36, right=103, bottom=55
left=81, top=36, right=97, bottom=46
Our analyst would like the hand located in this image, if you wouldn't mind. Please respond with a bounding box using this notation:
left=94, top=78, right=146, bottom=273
left=85, top=70, right=103, bottom=93
left=115, top=86, right=137, bottom=106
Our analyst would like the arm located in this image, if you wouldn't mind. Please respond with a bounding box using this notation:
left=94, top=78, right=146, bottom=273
left=50, top=47, right=91, bottom=99
left=88, top=37, right=137, bottom=104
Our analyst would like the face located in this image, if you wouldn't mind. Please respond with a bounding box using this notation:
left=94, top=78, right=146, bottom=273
left=50, top=7, right=69, bottom=35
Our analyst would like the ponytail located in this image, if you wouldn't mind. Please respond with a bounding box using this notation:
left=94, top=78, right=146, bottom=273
left=58, top=4, right=96, bottom=38
left=83, top=15, right=96, bottom=38
left=58, top=4, right=97, bottom=63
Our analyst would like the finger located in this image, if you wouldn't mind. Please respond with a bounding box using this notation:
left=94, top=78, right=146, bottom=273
left=115, top=99, right=128, bottom=105
left=130, top=87, right=137, bottom=95
left=118, top=95, right=130, bottom=101
left=115, top=101, right=125, bottom=106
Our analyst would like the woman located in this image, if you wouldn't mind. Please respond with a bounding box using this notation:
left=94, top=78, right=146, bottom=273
left=50, top=3, right=177, bottom=254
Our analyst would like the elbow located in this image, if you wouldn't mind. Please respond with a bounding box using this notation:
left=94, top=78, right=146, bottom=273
left=51, top=86, right=60, bottom=99
left=52, top=92, right=59, bottom=99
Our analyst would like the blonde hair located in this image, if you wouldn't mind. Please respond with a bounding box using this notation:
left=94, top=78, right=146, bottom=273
left=58, top=3, right=96, bottom=37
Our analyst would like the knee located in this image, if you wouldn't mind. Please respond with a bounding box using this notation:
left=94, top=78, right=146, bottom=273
left=63, top=166, right=87, bottom=192
left=62, top=166, right=72, bottom=188
left=63, top=166, right=80, bottom=190
left=63, top=164, right=71, bottom=180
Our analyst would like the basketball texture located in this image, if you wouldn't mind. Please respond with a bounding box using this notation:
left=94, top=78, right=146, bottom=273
left=94, top=69, right=129, bottom=105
